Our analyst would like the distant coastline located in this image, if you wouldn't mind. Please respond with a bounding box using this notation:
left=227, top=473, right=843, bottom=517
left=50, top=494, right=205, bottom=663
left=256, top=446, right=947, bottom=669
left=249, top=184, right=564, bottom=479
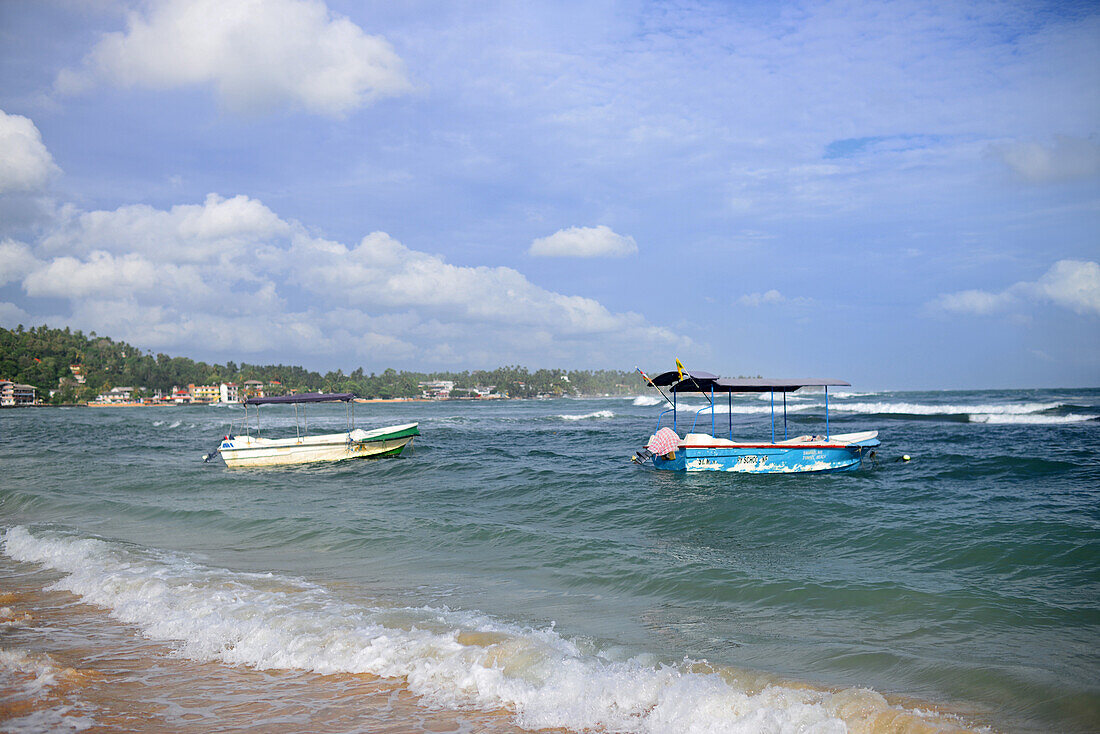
left=1, top=324, right=643, bottom=406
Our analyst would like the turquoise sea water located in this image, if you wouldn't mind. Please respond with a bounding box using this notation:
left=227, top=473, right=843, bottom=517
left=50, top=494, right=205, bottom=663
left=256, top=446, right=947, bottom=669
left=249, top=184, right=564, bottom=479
left=2, top=389, right=1098, bottom=732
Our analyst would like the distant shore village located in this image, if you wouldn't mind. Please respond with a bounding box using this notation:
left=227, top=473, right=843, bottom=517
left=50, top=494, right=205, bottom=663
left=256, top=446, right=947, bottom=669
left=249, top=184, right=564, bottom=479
left=0, top=371, right=504, bottom=407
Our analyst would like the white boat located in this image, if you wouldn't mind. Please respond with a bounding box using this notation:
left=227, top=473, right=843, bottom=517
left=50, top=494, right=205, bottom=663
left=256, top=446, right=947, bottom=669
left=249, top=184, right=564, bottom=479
left=205, top=392, right=419, bottom=468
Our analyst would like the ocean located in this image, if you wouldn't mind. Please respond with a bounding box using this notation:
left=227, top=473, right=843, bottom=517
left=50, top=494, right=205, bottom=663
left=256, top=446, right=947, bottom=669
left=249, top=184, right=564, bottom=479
left=1, top=388, right=1098, bottom=733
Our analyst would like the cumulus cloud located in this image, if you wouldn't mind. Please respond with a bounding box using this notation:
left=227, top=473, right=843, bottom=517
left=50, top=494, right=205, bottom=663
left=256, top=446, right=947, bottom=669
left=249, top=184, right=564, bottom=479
left=6, top=193, right=682, bottom=365
left=994, top=136, right=1100, bottom=183
left=1031, top=260, right=1100, bottom=315
left=55, top=0, right=411, bottom=116
left=931, top=260, right=1100, bottom=317
left=529, top=225, right=638, bottom=258
left=294, top=231, right=652, bottom=334
left=0, top=239, right=41, bottom=286
left=23, top=251, right=209, bottom=301
left=40, top=194, right=289, bottom=263
left=0, top=110, right=59, bottom=193
left=0, top=302, right=35, bottom=326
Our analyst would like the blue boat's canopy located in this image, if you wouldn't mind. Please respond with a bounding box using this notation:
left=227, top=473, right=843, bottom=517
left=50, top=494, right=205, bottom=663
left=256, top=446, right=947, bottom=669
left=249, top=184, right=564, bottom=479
left=245, top=392, right=356, bottom=405
left=701, top=378, right=851, bottom=393
left=649, top=370, right=718, bottom=386
left=650, top=370, right=850, bottom=393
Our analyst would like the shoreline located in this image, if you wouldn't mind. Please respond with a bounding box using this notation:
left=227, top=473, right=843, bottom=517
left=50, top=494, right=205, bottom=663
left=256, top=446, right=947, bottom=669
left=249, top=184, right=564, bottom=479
left=4, top=394, right=627, bottom=409
left=0, top=556, right=526, bottom=734
left=0, top=538, right=990, bottom=734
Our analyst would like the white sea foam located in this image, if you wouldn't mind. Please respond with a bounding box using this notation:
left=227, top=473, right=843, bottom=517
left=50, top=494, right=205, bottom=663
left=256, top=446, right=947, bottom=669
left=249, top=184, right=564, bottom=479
left=0, top=648, right=63, bottom=695
left=1, top=526, right=959, bottom=734
left=632, top=396, right=663, bottom=406
left=558, top=410, right=615, bottom=420
left=831, top=401, right=1063, bottom=416
left=968, top=413, right=1097, bottom=425
left=0, top=647, right=97, bottom=732
left=673, top=403, right=814, bottom=415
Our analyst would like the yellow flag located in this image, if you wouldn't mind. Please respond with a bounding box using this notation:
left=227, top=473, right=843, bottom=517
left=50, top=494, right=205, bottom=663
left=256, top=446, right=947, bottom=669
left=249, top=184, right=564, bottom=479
left=675, top=358, right=685, bottom=380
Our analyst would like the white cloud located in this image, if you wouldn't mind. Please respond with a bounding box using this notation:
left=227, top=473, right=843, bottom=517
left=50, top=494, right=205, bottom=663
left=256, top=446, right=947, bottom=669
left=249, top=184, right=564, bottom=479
left=10, top=194, right=683, bottom=365
left=40, top=194, right=289, bottom=263
left=529, top=225, right=638, bottom=258
left=0, top=301, right=35, bottom=326
left=0, top=110, right=59, bottom=193
left=23, top=251, right=207, bottom=301
left=995, top=136, right=1100, bottom=183
left=931, top=289, right=1016, bottom=316
left=56, top=0, right=411, bottom=116
left=930, top=260, right=1100, bottom=317
left=0, top=239, right=41, bottom=286
left=1030, top=260, right=1100, bottom=315
left=294, top=231, right=660, bottom=336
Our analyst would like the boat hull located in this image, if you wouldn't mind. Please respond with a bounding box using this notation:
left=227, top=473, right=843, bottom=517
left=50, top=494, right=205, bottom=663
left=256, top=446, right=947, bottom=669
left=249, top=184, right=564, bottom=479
left=219, top=423, right=419, bottom=468
left=649, top=431, right=879, bottom=474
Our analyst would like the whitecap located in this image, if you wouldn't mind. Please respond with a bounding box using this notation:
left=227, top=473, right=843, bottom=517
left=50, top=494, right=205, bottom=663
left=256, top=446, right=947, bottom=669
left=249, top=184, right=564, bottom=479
left=558, top=410, right=615, bottom=421
left=969, top=413, right=1097, bottom=425
left=832, top=401, right=1062, bottom=416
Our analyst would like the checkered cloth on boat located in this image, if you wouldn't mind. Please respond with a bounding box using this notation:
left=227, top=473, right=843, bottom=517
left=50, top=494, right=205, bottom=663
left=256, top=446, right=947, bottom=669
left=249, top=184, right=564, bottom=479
left=647, top=427, right=681, bottom=456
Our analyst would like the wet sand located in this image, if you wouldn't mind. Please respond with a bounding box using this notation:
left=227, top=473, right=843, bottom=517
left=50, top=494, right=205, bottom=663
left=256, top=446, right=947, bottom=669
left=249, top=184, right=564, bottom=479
left=0, top=559, right=529, bottom=733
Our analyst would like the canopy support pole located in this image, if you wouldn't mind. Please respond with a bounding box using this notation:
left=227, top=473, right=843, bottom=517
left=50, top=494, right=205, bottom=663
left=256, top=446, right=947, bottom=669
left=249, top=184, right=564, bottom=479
left=294, top=404, right=300, bottom=440
left=673, top=390, right=677, bottom=432
left=783, top=392, right=788, bottom=440
left=711, top=385, right=715, bottom=438
left=728, top=391, right=732, bottom=440
left=825, top=386, right=829, bottom=440
left=771, top=390, right=775, bottom=443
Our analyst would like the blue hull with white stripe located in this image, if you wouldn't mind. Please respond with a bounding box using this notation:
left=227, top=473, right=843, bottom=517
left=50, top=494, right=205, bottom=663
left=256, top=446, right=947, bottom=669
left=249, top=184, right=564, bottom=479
left=651, top=432, right=880, bottom=473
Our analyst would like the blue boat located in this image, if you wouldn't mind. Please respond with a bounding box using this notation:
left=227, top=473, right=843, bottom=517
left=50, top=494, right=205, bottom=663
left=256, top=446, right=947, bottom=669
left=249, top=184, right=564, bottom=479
left=635, top=369, right=880, bottom=474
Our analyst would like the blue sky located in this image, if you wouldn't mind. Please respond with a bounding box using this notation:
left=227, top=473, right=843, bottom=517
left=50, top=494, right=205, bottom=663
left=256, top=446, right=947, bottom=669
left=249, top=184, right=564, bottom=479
left=0, top=0, right=1097, bottom=389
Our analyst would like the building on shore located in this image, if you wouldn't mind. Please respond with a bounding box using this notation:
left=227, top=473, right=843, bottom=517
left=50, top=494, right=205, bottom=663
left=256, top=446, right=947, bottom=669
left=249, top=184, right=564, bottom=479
left=0, top=380, right=37, bottom=406
left=419, top=380, right=454, bottom=399
left=93, top=386, right=134, bottom=404
left=219, top=383, right=239, bottom=404
left=188, top=383, right=220, bottom=403
left=241, top=380, right=265, bottom=399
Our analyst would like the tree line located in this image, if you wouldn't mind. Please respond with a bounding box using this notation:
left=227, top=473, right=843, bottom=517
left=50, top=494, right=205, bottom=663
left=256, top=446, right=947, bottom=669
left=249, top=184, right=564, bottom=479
left=0, top=325, right=646, bottom=403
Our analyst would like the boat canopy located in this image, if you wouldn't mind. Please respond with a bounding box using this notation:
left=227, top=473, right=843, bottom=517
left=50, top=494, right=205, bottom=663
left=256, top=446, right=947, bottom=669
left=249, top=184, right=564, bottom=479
left=677, top=377, right=850, bottom=394
left=649, top=370, right=850, bottom=393
left=244, top=392, right=356, bottom=405
left=649, top=370, right=718, bottom=386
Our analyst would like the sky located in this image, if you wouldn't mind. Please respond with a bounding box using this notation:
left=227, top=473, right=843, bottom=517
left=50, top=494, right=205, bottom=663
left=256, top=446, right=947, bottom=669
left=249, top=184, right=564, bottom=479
left=0, top=0, right=1097, bottom=389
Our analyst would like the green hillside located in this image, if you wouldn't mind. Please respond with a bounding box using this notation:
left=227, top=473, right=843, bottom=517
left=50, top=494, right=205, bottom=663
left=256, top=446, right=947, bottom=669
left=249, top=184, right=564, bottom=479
left=0, top=325, right=645, bottom=403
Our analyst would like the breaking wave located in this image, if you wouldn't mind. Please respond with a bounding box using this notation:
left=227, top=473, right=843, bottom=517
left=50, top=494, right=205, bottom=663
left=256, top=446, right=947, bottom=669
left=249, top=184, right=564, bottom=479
left=833, top=401, right=1063, bottom=416
left=968, top=413, right=1098, bottom=425
left=557, top=410, right=616, bottom=421
left=2, top=526, right=970, bottom=734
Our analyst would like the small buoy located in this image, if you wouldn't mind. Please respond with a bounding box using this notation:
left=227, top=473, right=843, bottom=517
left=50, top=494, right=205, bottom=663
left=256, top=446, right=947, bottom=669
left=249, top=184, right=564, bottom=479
left=902, top=454, right=911, bottom=462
